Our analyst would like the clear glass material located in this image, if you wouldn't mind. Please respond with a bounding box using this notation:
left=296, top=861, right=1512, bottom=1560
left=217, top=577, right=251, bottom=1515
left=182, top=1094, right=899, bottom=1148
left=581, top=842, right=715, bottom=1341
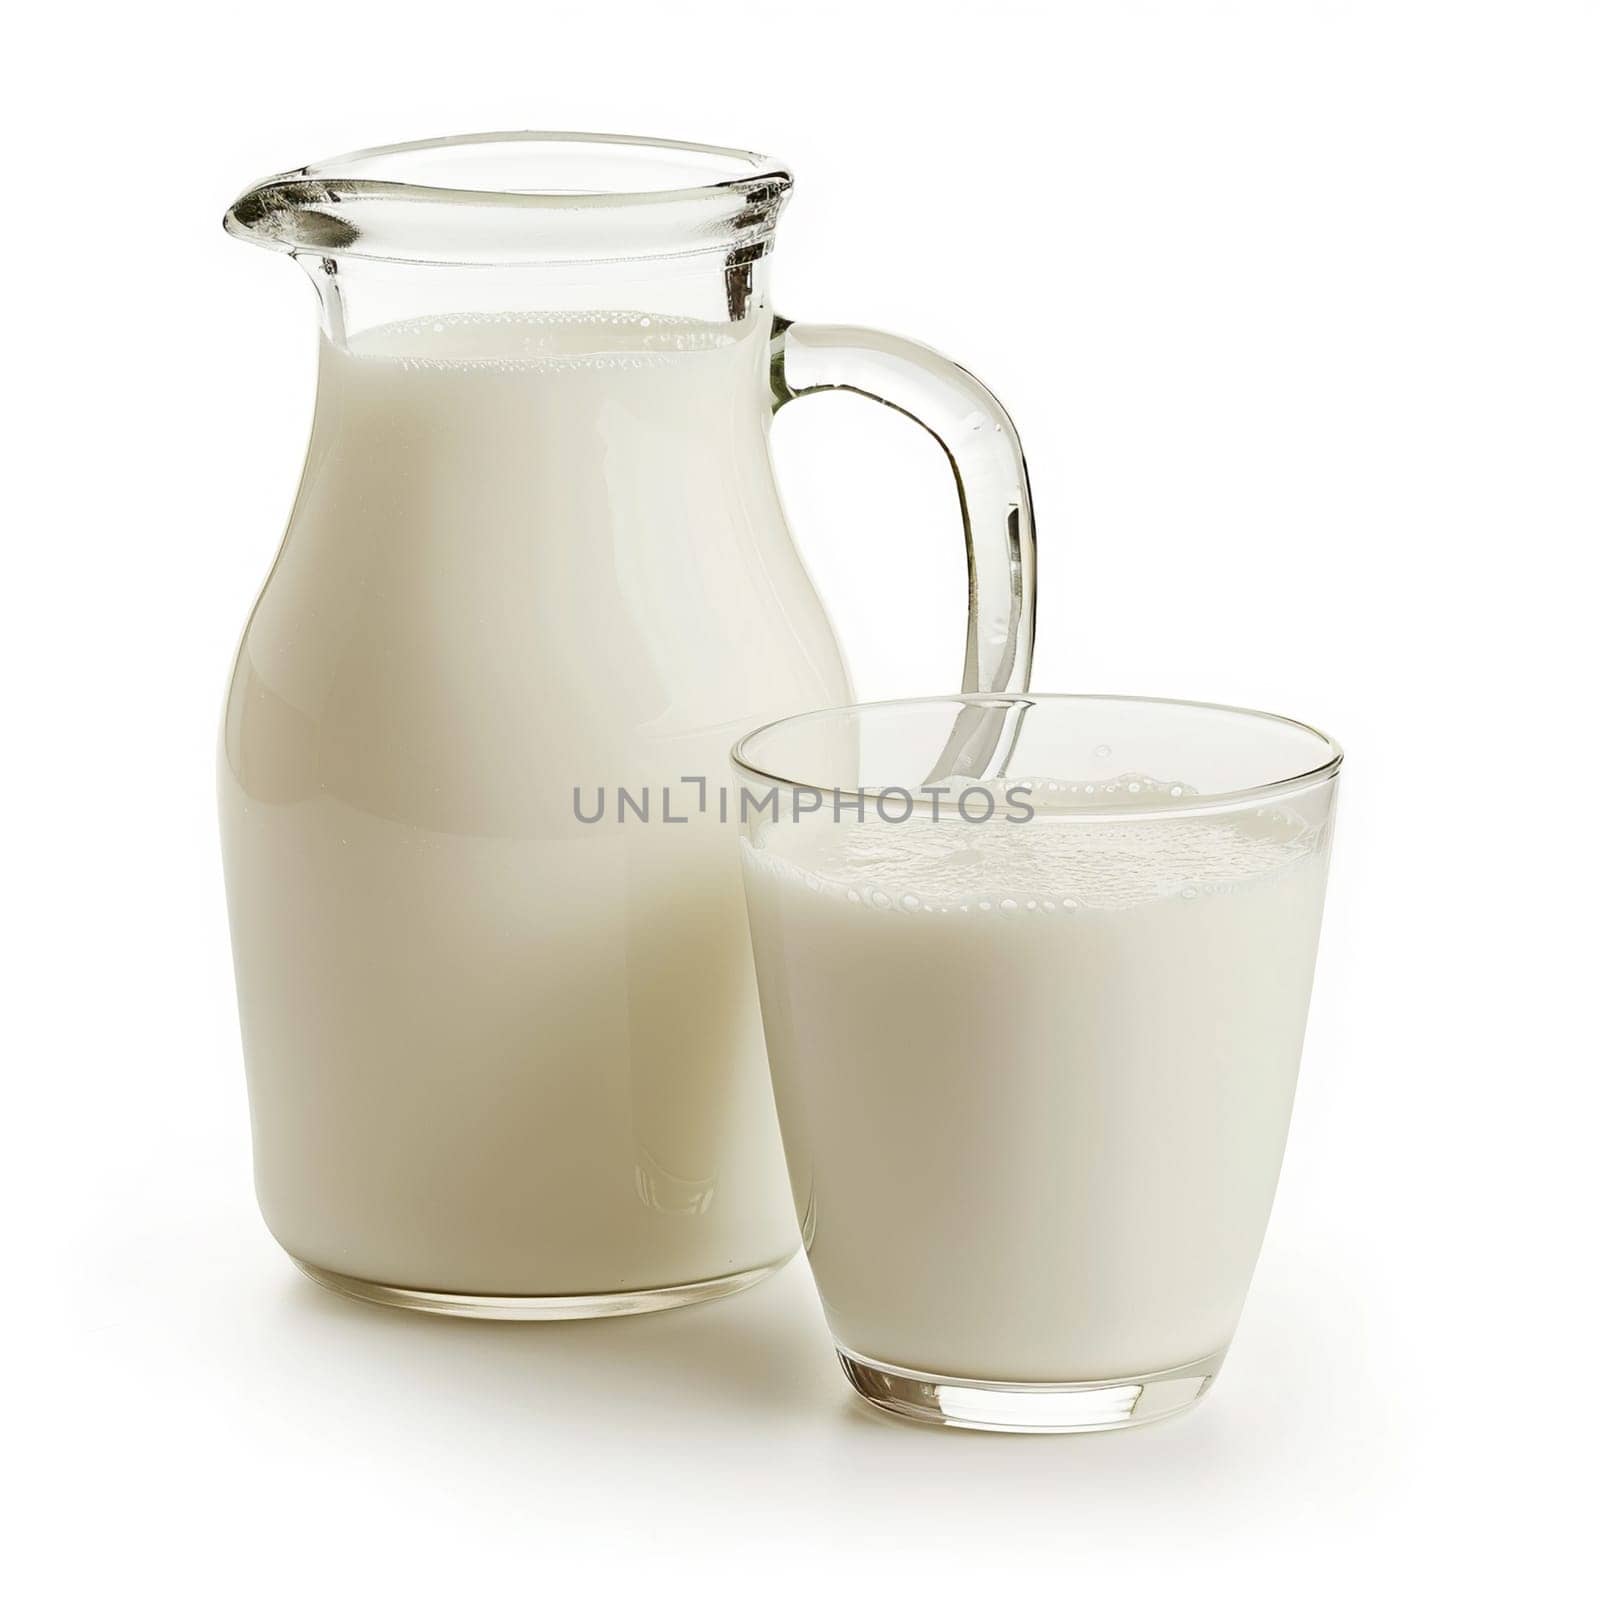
left=219, top=134, right=1037, bottom=1317
left=732, top=695, right=1340, bottom=1430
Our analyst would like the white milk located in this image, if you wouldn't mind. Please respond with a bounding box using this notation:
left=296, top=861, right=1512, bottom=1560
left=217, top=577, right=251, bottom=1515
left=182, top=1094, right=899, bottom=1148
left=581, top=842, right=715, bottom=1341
left=741, top=788, right=1333, bottom=1380
left=220, top=311, right=848, bottom=1299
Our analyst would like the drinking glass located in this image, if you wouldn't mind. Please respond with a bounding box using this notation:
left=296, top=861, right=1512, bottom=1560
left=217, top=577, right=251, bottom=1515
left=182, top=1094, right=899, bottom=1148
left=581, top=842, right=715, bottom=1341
left=731, top=694, right=1341, bottom=1432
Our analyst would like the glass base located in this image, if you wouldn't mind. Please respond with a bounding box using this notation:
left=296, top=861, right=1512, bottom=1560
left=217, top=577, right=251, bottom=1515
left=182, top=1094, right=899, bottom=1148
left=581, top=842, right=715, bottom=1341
left=291, top=1255, right=791, bottom=1320
left=837, top=1345, right=1225, bottom=1433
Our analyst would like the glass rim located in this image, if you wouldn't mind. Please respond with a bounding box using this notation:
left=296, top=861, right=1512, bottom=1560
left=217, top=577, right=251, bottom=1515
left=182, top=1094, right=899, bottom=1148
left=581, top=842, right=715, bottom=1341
left=223, top=131, right=793, bottom=266
left=729, top=692, right=1344, bottom=818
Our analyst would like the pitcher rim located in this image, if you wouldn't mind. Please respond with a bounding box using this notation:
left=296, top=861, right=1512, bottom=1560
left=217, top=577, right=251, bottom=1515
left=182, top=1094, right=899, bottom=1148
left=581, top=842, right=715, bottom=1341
left=223, top=130, right=794, bottom=267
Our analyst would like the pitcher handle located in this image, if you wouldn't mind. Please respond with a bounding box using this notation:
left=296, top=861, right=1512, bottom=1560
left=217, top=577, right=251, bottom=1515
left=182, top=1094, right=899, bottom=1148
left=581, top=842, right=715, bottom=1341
left=769, top=318, right=1037, bottom=696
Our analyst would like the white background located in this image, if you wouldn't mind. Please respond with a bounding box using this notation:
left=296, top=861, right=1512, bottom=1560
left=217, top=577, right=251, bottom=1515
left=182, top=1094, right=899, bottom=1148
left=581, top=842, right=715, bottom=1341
left=7, top=1, right=1595, bottom=1592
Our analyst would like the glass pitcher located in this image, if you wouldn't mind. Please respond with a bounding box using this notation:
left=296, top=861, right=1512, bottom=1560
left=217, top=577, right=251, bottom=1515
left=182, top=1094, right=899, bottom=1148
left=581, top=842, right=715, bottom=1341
left=220, top=132, right=1036, bottom=1318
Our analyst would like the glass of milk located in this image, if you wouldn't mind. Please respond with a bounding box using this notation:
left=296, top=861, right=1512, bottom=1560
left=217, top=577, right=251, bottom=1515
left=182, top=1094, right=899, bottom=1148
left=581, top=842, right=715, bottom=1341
left=732, top=694, right=1340, bottom=1432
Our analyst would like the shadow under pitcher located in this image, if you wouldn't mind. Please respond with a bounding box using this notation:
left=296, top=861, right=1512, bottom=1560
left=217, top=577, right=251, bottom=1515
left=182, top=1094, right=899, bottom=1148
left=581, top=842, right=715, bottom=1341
left=218, top=132, right=1037, bottom=1317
